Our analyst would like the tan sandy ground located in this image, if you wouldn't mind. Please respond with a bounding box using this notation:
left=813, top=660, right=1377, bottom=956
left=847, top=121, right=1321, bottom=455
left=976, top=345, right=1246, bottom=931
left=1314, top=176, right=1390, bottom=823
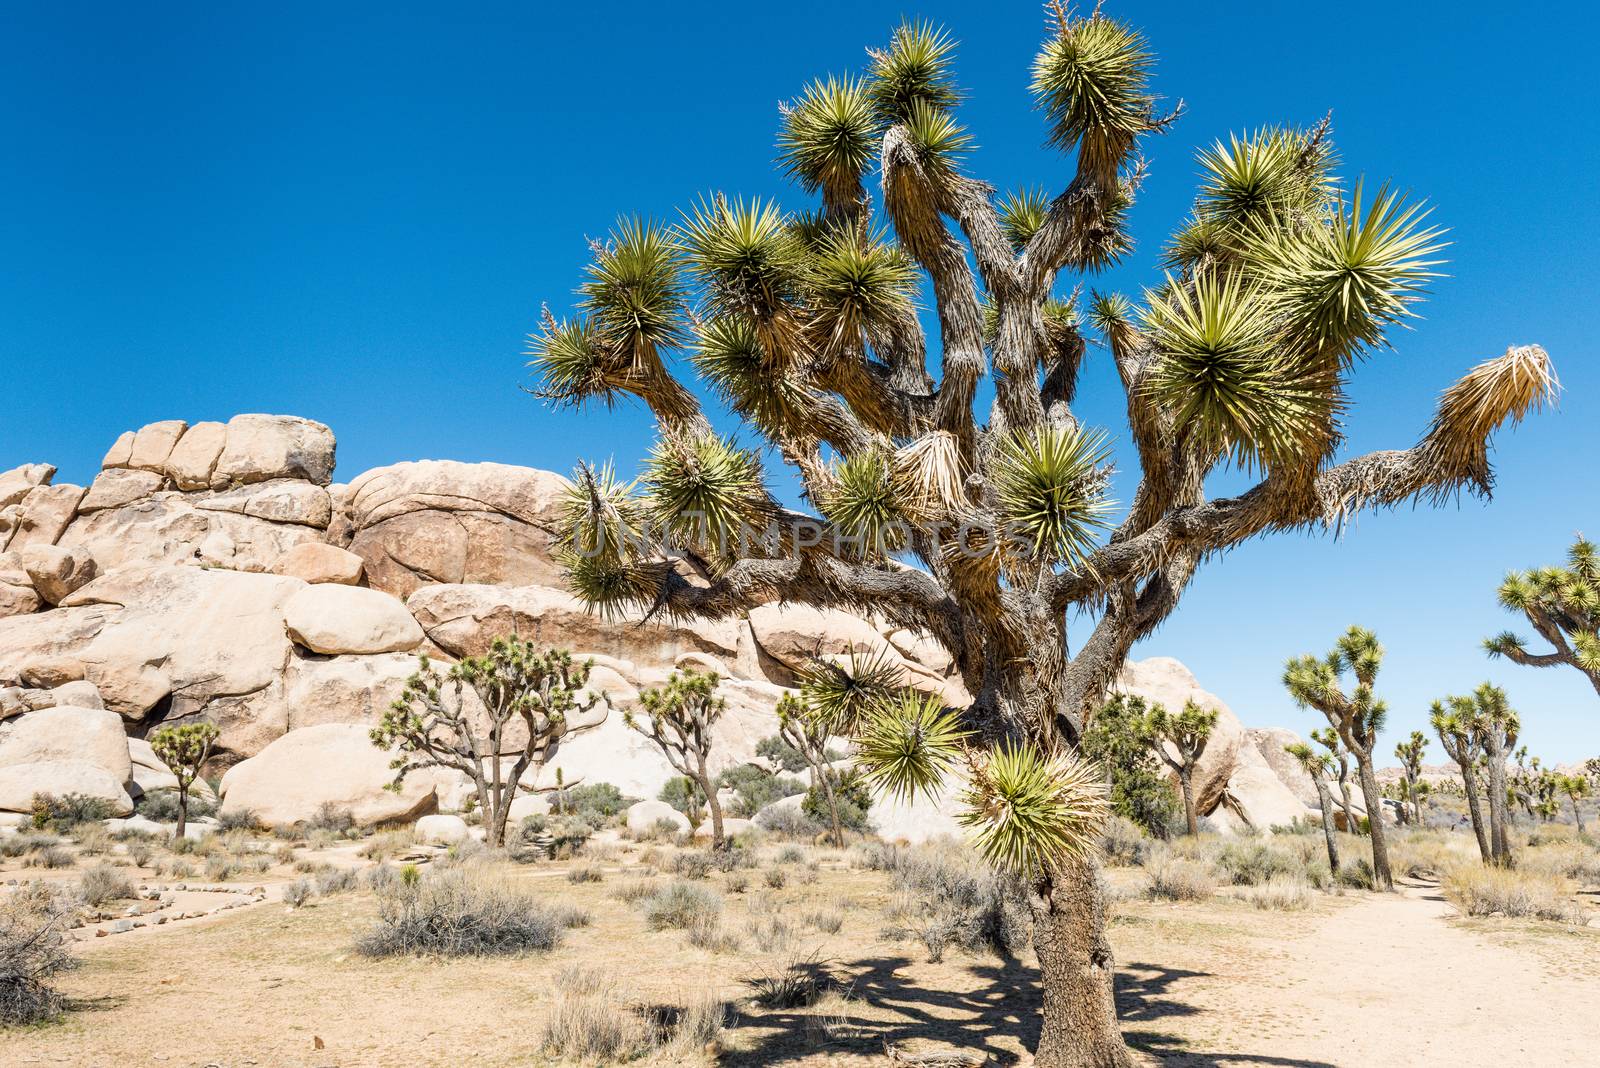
left=5, top=855, right=1598, bottom=1068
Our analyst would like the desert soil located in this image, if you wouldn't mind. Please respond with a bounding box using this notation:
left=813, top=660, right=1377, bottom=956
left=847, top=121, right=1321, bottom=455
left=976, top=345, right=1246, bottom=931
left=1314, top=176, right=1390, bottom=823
left=5, top=860, right=1597, bottom=1068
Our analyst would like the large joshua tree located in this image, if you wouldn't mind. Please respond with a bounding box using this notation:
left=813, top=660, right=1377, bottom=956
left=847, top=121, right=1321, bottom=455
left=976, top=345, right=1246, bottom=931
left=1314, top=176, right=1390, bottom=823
left=527, top=9, right=1551, bottom=1063
left=1485, top=537, right=1599, bottom=697
left=1283, top=627, right=1394, bottom=890
left=1430, top=700, right=1491, bottom=862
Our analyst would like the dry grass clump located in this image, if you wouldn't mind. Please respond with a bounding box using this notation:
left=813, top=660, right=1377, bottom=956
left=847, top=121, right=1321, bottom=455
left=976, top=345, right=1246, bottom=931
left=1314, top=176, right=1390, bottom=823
left=79, top=862, right=136, bottom=908
left=1100, top=815, right=1149, bottom=867
left=1144, top=847, right=1219, bottom=902
left=1234, top=873, right=1315, bottom=911
left=643, top=880, right=723, bottom=931
left=1443, top=866, right=1588, bottom=925
left=1519, top=841, right=1600, bottom=884
left=356, top=867, right=568, bottom=957
left=540, top=966, right=726, bottom=1061
left=880, top=843, right=1029, bottom=962
left=1387, top=831, right=1479, bottom=880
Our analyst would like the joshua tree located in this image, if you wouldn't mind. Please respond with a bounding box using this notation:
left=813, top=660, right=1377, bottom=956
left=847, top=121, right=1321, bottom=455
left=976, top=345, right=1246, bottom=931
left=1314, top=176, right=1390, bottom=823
left=1430, top=700, right=1490, bottom=862
left=1394, top=730, right=1429, bottom=827
left=528, top=8, right=1550, bottom=1060
left=1451, top=683, right=1519, bottom=864
left=372, top=639, right=601, bottom=848
left=1484, top=537, right=1599, bottom=697
left=1283, top=627, right=1394, bottom=889
left=1284, top=742, right=1340, bottom=872
left=147, top=721, right=219, bottom=839
left=1148, top=699, right=1217, bottom=836
left=1310, top=726, right=1358, bottom=833
left=1558, top=773, right=1589, bottom=833
left=774, top=696, right=846, bottom=844
left=628, top=667, right=730, bottom=849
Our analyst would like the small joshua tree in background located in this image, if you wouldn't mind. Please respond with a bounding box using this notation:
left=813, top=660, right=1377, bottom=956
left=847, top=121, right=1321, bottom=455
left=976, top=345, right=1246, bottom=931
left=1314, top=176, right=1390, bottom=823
left=372, top=639, right=601, bottom=848
left=1310, top=726, right=1358, bottom=833
left=1448, top=683, right=1519, bottom=865
left=628, top=668, right=729, bottom=849
left=1431, top=701, right=1490, bottom=862
left=1394, top=731, right=1429, bottom=827
left=775, top=696, right=847, bottom=845
left=1484, top=536, right=1600, bottom=698
left=1147, top=699, right=1217, bottom=836
left=1080, top=694, right=1180, bottom=839
left=1558, top=773, right=1589, bottom=833
left=1285, top=742, right=1340, bottom=873
left=148, top=721, right=219, bottom=839
left=1284, top=627, right=1394, bottom=890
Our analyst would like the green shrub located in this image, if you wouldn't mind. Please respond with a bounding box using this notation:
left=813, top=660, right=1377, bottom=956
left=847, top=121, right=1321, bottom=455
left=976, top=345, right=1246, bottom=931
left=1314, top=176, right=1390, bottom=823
left=553, top=783, right=632, bottom=823
left=135, top=789, right=216, bottom=823
left=659, top=776, right=705, bottom=822
left=216, top=808, right=260, bottom=832
left=802, top=770, right=871, bottom=832
left=30, top=792, right=117, bottom=831
left=716, top=765, right=806, bottom=818
left=1215, top=840, right=1305, bottom=886
left=1079, top=696, right=1182, bottom=838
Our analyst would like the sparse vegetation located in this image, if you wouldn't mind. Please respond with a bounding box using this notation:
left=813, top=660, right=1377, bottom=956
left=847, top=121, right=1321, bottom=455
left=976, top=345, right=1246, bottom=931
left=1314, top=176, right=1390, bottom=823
left=147, top=721, right=220, bottom=838
left=356, top=867, right=566, bottom=957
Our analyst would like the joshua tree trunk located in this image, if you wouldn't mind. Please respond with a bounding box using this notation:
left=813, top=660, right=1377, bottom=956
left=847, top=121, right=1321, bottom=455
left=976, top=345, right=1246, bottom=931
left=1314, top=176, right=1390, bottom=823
left=1312, top=777, right=1340, bottom=873
left=175, top=791, right=189, bottom=841
left=1178, top=766, right=1198, bottom=837
left=1483, top=743, right=1514, bottom=865
left=1354, top=757, right=1394, bottom=889
left=694, top=755, right=725, bottom=851
left=1572, top=799, right=1586, bottom=835
left=1337, top=777, right=1357, bottom=835
left=1030, top=854, right=1132, bottom=1068
left=1459, top=763, right=1491, bottom=863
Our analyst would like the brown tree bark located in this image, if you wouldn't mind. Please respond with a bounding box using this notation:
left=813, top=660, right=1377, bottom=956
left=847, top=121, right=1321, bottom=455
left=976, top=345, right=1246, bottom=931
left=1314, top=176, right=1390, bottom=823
left=1355, top=757, right=1394, bottom=889
left=1458, top=761, right=1491, bottom=863
left=1030, top=853, right=1133, bottom=1068
left=1178, top=766, right=1198, bottom=837
left=1312, top=776, right=1340, bottom=873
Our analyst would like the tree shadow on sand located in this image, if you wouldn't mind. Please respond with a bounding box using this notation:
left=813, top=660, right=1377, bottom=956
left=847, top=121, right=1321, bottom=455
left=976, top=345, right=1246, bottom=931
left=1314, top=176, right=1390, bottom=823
left=718, top=954, right=1338, bottom=1067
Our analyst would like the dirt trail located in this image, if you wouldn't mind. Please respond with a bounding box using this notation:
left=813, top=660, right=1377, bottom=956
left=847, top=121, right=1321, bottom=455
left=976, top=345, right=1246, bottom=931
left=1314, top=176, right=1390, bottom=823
left=1172, top=881, right=1600, bottom=1066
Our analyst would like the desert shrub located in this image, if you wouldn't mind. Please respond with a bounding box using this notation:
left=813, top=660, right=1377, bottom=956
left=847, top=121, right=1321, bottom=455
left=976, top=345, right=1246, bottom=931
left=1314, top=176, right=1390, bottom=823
left=203, top=856, right=239, bottom=882
left=849, top=841, right=904, bottom=871
left=1079, top=696, right=1182, bottom=838
left=566, top=864, right=604, bottom=884
left=1337, top=859, right=1378, bottom=890
left=747, top=952, right=834, bottom=1008
left=554, top=782, right=631, bottom=824
left=306, top=802, right=354, bottom=834
left=70, top=824, right=111, bottom=855
left=745, top=915, right=796, bottom=953
left=665, top=990, right=728, bottom=1050
left=1145, top=849, right=1218, bottom=901
left=0, top=888, right=76, bottom=1025
left=775, top=844, right=807, bottom=865
left=804, top=903, right=845, bottom=934
left=764, top=867, right=788, bottom=889
left=1214, top=840, right=1305, bottom=886
left=659, top=776, right=705, bottom=822
left=357, top=867, right=565, bottom=956
left=314, top=867, right=358, bottom=895
left=30, top=792, right=116, bottom=831
left=283, top=878, right=314, bottom=909
left=365, top=864, right=400, bottom=892
left=1235, top=874, right=1314, bottom=911
left=25, top=846, right=74, bottom=870
left=541, top=967, right=650, bottom=1060
left=643, top=880, right=723, bottom=930
left=673, top=851, right=715, bottom=880
left=79, top=862, right=135, bottom=908
left=126, top=840, right=155, bottom=868
left=135, top=789, right=216, bottom=823
left=687, top=915, right=742, bottom=953
left=802, top=770, right=871, bottom=833
left=216, top=808, right=259, bottom=832
left=725, top=871, right=749, bottom=894
left=884, top=844, right=1030, bottom=960
left=1100, top=815, right=1148, bottom=867
left=1443, top=867, right=1588, bottom=924
left=610, top=877, right=657, bottom=904
left=549, top=903, right=592, bottom=929
left=1520, top=842, right=1600, bottom=884
left=754, top=803, right=824, bottom=840
left=717, top=764, right=806, bottom=818
left=358, top=830, right=416, bottom=861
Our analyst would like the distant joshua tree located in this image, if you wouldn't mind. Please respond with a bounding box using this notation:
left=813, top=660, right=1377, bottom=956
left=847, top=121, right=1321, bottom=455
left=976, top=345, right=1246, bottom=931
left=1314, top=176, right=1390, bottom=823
left=1558, top=774, right=1590, bottom=834
left=373, top=639, right=601, bottom=848
left=628, top=668, right=730, bottom=849
left=1147, top=699, right=1217, bottom=836
left=147, top=721, right=219, bottom=839
left=1431, top=701, right=1490, bottom=862
left=1284, top=627, right=1393, bottom=889
left=1310, top=726, right=1358, bottom=833
left=1394, top=731, right=1429, bottom=827
left=1284, top=742, right=1340, bottom=872
left=1484, top=537, right=1599, bottom=698
left=1446, top=683, right=1519, bottom=865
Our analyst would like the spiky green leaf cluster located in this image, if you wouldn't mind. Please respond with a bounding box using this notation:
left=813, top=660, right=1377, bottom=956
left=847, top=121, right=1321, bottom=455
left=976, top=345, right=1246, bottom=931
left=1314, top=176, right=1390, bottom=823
left=1484, top=536, right=1600, bottom=684
left=797, top=648, right=906, bottom=733
left=992, top=423, right=1112, bottom=565
left=999, top=187, right=1050, bottom=252
left=806, top=226, right=919, bottom=352
left=1031, top=12, right=1156, bottom=185
left=868, top=20, right=960, bottom=123
left=579, top=216, right=686, bottom=357
left=641, top=433, right=771, bottom=557
left=855, top=690, right=971, bottom=802
left=958, top=742, right=1110, bottom=874
left=778, top=75, right=878, bottom=196
left=679, top=196, right=808, bottom=332
left=819, top=449, right=911, bottom=560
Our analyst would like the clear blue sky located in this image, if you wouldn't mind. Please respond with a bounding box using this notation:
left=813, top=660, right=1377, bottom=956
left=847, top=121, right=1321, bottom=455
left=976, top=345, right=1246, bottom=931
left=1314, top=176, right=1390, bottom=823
left=3, top=2, right=1596, bottom=762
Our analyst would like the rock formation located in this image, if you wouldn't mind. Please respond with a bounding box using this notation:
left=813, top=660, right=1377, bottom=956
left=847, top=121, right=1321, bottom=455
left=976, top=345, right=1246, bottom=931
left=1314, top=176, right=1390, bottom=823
left=0, top=415, right=1321, bottom=835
